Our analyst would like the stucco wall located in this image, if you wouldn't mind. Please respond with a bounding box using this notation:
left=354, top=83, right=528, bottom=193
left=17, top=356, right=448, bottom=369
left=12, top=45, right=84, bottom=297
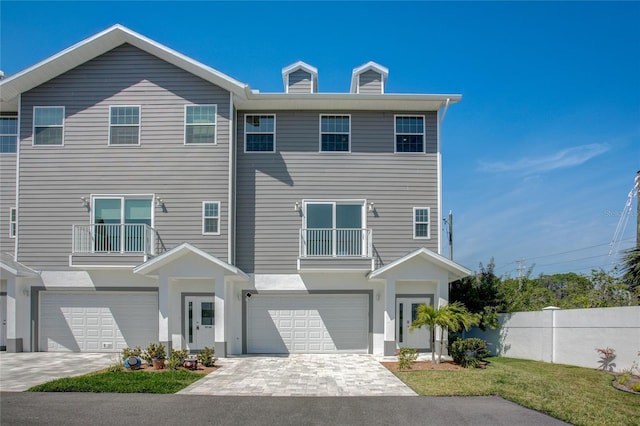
left=467, top=306, right=640, bottom=372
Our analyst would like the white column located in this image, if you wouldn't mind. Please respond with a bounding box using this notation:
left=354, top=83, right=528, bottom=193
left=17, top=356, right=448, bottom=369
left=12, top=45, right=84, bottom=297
left=157, top=273, right=170, bottom=345
left=214, top=274, right=226, bottom=347
left=383, top=279, right=396, bottom=355
left=6, top=277, right=18, bottom=350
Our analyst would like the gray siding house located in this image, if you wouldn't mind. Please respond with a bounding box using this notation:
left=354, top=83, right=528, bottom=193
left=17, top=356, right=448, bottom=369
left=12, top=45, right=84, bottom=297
left=0, top=25, right=470, bottom=357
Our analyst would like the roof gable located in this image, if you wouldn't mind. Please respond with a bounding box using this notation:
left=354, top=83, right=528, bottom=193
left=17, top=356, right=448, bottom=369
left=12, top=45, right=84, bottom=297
left=0, top=253, right=40, bottom=277
left=0, top=24, right=249, bottom=110
left=350, top=61, right=389, bottom=93
left=369, top=247, right=471, bottom=282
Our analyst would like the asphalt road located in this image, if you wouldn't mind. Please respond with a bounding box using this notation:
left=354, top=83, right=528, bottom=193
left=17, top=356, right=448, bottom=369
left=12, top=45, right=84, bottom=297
left=1, top=393, right=568, bottom=425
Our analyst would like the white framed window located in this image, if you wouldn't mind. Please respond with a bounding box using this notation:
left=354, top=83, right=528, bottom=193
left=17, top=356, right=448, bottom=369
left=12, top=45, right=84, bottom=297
left=395, top=115, right=425, bottom=153
left=9, top=207, right=16, bottom=238
left=109, top=106, right=140, bottom=145
left=185, top=105, right=216, bottom=144
left=202, top=201, right=220, bottom=235
left=0, top=116, right=18, bottom=153
left=33, top=106, right=64, bottom=145
left=245, top=114, right=275, bottom=152
left=92, top=195, right=153, bottom=253
left=320, top=115, right=350, bottom=152
left=413, top=207, right=430, bottom=239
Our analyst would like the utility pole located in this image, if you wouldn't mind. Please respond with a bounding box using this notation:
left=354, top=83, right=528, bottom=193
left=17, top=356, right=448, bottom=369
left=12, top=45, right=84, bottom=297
left=448, top=210, right=453, bottom=260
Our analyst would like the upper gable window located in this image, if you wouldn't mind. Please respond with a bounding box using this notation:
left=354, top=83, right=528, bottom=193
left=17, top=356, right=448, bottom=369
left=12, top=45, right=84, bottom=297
left=245, top=115, right=275, bottom=152
left=185, top=105, right=216, bottom=144
left=320, top=115, right=350, bottom=152
left=395, top=115, right=425, bottom=153
left=0, top=116, right=18, bottom=153
left=33, top=107, right=64, bottom=146
left=109, top=106, right=140, bottom=145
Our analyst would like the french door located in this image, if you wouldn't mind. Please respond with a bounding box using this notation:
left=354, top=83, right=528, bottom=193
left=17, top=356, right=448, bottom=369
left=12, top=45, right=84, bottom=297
left=305, top=202, right=364, bottom=256
left=93, top=197, right=152, bottom=252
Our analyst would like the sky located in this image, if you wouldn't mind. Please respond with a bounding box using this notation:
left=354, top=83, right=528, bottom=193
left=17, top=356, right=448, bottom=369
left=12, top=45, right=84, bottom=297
left=1, top=1, right=639, bottom=277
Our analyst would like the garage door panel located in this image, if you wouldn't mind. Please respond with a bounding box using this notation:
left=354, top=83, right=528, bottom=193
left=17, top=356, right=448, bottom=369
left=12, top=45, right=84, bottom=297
left=40, top=292, right=158, bottom=352
left=247, top=294, right=369, bottom=354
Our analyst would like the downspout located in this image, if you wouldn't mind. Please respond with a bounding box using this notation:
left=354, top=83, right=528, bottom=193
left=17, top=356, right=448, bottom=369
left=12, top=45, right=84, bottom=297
left=436, top=98, right=450, bottom=255
left=228, top=92, right=235, bottom=265
left=14, top=94, right=21, bottom=260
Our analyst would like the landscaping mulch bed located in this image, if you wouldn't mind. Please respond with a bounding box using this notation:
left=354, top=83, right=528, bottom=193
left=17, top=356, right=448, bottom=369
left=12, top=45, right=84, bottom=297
left=126, top=362, right=218, bottom=374
left=612, top=373, right=640, bottom=395
left=382, top=360, right=466, bottom=372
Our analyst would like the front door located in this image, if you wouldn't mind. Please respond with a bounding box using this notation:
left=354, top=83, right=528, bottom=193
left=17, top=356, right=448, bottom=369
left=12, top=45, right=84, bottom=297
left=397, top=298, right=431, bottom=351
left=184, top=296, right=215, bottom=351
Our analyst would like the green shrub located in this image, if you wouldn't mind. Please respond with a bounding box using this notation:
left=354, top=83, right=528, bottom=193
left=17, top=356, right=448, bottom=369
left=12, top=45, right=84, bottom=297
left=450, top=338, right=490, bottom=368
left=122, top=346, right=142, bottom=358
left=106, top=363, right=123, bottom=373
left=143, top=342, right=166, bottom=364
left=168, top=349, right=189, bottom=370
left=632, top=383, right=640, bottom=393
left=197, top=346, right=217, bottom=367
left=397, top=348, right=418, bottom=370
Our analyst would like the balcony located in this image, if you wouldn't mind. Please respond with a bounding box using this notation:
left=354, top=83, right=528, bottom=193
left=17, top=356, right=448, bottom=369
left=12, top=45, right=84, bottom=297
left=298, top=228, right=374, bottom=271
left=71, top=224, right=166, bottom=267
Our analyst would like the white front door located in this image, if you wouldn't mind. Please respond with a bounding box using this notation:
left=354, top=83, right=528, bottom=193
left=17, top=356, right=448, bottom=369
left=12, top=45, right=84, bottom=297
left=185, top=296, right=215, bottom=351
left=397, top=298, right=431, bottom=351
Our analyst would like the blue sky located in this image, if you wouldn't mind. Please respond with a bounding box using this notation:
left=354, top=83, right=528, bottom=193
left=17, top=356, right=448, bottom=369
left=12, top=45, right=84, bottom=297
left=2, top=1, right=639, bottom=277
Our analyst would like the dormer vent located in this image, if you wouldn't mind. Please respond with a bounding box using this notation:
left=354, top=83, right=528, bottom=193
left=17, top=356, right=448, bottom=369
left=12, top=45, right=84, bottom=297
left=282, top=61, right=318, bottom=93
left=350, top=61, right=389, bottom=94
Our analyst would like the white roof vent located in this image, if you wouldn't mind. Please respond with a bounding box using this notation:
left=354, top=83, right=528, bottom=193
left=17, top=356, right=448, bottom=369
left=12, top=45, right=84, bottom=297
left=350, top=61, right=389, bottom=94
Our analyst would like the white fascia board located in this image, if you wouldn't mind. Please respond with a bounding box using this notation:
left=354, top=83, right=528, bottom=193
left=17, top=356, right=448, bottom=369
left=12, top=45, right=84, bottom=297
left=236, top=93, right=461, bottom=111
left=0, top=24, right=250, bottom=104
left=368, top=247, right=471, bottom=282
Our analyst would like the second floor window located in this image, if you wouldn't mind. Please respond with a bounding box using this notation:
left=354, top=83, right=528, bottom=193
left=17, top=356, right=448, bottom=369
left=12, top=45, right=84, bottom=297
left=0, top=116, right=18, bottom=153
left=395, top=115, right=425, bottom=153
left=413, top=207, right=430, bottom=239
left=34, top=106, right=64, bottom=145
left=10, top=207, right=16, bottom=238
left=202, top=201, right=220, bottom=235
left=245, top=115, right=275, bottom=152
left=320, top=115, right=350, bottom=152
left=185, top=105, right=216, bottom=144
left=110, top=106, right=140, bottom=145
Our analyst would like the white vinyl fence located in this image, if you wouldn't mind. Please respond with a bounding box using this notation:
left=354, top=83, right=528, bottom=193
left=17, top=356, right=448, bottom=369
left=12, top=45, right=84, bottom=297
left=466, top=306, right=640, bottom=372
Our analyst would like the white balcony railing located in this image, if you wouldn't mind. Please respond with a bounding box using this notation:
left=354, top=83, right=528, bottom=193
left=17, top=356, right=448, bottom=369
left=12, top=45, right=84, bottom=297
left=72, top=224, right=164, bottom=257
left=300, top=228, right=372, bottom=258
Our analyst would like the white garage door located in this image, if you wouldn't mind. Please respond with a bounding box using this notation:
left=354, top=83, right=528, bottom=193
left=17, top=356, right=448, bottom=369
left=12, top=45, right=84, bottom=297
left=247, top=294, right=369, bottom=354
left=40, top=292, right=158, bottom=352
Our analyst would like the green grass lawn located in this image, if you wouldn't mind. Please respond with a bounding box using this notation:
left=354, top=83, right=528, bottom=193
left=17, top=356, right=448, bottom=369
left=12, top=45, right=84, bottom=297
left=395, top=357, right=639, bottom=426
left=28, top=369, right=205, bottom=394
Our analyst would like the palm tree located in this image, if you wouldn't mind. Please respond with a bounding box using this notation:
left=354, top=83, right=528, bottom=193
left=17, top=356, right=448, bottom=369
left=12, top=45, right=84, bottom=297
left=621, top=247, right=640, bottom=295
left=410, top=302, right=479, bottom=364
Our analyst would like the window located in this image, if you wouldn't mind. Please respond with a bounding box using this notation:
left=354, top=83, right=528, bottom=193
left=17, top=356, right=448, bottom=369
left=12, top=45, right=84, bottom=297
left=109, top=106, right=140, bottom=145
left=93, top=197, right=152, bottom=252
left=395, top=115, right=425, bottom=153
left=0, top=116, right=18, bottom=153
left=185, top=105, right=216, bottom=144
left=33, top=107, right=64, bottom=145
left=202, top=201, right=220, bottom=235
left=413, top=207, right=430, bottom=239
left=245, top=115, right=275, bottom=152
left=304, top=201, right=365, bottom=256
left=9, top=207, right=16, bottom=238
left=320, top=115, right=350, bottom=152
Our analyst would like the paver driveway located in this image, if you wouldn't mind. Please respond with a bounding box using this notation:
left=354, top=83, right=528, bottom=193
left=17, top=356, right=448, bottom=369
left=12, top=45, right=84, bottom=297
left=179, top=354, right=417, bottom=396
left=0, top=352, right=115, bottom=391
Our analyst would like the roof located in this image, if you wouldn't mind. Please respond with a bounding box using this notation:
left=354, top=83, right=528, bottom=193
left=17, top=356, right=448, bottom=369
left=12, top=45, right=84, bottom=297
left=133, top=243, right=248, bottom=280
left=282, top=61, right=318, bottom=87
left=0, top=24, right=249, bottom=111
left=369, top=247, right=471, bottom=282
left=0, top=252, right=40, bottom=277
left=350, top=61, right=389, bottom=93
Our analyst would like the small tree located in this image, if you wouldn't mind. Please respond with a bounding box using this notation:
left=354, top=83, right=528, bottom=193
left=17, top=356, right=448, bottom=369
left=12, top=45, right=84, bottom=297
left=410, top=302, right=479, bottom=364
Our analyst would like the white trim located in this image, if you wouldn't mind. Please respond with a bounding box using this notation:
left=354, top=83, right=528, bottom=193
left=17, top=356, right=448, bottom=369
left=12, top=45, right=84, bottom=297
left=108, top=105, right=141, bottom=146
left=14, top=95, right=21, bottom=259
left=350, top=61, right=389, bottom=94
left=202, top=201, right=221, bottom=235
left=9, top=207, right=16, bottom=238
left=394, top=114, right=426, bottom=154
left=413, top=207, right=430, bottom=239
left=319, top=114, right=351, bottom=153
left=0, top=115, right=18, bottom=153
left=184, top=104, right=217, bottom=145
left=281, top=61, right=318, bottom=93
left=437, top=109, right=442, bottom=254
left=32, top=106, right=65, bottom=146
left=368, top=247, right=471, bottom=282
left=228, top=92, right=234, bottom=264
left=244, top=113, right=276, bottom=153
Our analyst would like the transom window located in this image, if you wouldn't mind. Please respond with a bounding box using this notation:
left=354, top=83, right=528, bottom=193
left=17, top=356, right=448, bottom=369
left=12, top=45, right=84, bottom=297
left=320, top=115, right=350, bottom=152
left=395, top=115, right=425, bottom=153
left=245, top=115, right=275, bottom=152
left=185, top=105, right=216, bottom=144
left=0, top=116, right=18, bottom=153
left=33, top=107, right=64, bottom=145
left=109, top=106, right=140, bottom=145
left=413, top=207, right=430, bottom=239
left=202, top=201, right=220, bottom=235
